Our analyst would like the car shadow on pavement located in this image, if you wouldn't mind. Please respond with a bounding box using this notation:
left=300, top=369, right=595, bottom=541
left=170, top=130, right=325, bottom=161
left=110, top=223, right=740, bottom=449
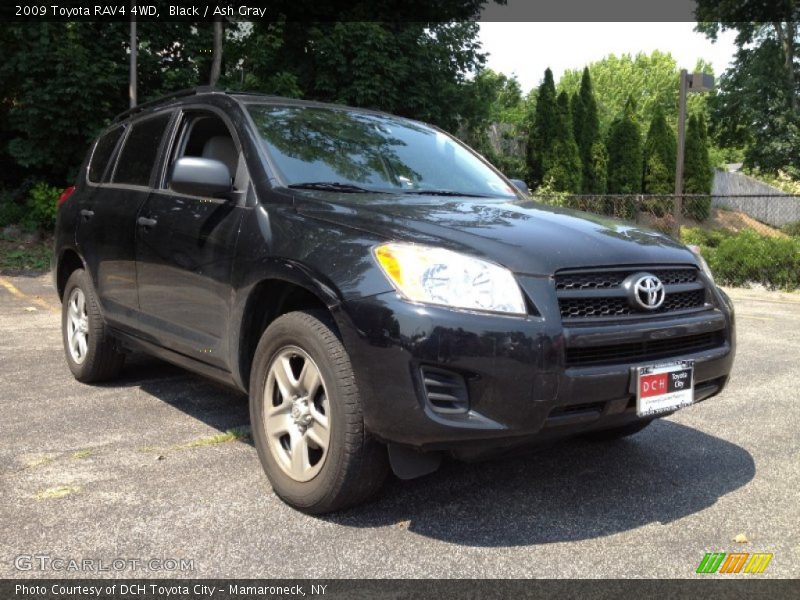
left=327, top=419, right=755, bottom=547
left=112, top=356, right=755, bottom=548
left=112, top=353, right=251, bottom=433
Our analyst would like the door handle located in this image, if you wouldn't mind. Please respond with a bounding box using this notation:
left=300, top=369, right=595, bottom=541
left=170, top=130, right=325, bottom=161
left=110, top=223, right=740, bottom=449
left=80, top=209, right=94, bottom=220
left=137, top=216, right=158, bottom=228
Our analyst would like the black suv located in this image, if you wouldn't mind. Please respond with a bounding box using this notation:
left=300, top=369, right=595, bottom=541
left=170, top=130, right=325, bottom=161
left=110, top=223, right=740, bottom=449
left=53, top=89, right=735, bottom=513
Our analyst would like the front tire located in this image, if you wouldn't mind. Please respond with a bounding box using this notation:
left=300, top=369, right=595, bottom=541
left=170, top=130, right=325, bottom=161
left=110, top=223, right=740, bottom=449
left=61, top=269, right=125, bottom=383
left=249, top=310, right=389, bottom=514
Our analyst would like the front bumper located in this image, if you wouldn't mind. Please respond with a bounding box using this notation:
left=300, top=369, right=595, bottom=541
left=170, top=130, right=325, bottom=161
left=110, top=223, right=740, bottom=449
left=336, top=278, right=735, bottom=453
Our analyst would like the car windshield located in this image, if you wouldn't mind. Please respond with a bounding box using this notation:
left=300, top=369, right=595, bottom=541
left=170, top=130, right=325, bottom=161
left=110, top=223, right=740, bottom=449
left=247, top=104, right=517, bottom=198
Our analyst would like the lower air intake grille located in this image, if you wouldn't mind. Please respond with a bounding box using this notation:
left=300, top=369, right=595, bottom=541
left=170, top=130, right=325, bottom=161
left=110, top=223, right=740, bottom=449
left=565, top=330, right=725, bottom=367
left=420, top=367, right=469, bottom=414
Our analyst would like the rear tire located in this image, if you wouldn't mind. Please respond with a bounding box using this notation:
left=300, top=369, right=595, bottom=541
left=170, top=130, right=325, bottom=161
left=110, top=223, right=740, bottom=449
left=249, top=310, right=389, bottom=514
left=61, top=269, right=125, bottom=383
left=582, top=419, right=654, bottom=442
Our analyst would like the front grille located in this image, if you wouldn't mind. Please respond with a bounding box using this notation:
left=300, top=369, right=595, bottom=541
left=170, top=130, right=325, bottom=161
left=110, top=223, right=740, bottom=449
left=565, top=330, right=725, bottom=367
left=556, top=268, right=697, bottom=291
left=555, top=266, right=707, bottom=320
left=560, top=289, right=706, bottom=319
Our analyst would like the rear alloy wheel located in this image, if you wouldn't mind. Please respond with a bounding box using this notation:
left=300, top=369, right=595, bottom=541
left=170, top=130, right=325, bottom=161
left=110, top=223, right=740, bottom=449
left=250, top=310, right=388, bottom=514
left=61, top=269, right=125, bottom=383
left=66, top=287, right=89, bottom=364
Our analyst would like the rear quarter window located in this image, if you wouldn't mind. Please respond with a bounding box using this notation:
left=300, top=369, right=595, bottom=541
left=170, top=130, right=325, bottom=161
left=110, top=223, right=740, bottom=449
left=113, top=113, right=172, bottom=186
left=88, top=126, right=125, bottom=183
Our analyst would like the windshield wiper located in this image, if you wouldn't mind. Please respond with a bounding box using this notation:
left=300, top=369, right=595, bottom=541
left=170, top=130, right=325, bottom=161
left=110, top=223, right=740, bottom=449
left=288, top=182, right=374, bottom=193
left=401, top=189, right=491, bottom=198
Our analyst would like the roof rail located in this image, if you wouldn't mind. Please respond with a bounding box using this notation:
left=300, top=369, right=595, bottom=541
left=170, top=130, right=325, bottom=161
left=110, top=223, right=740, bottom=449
left=112, top=86, right=222, bottom=123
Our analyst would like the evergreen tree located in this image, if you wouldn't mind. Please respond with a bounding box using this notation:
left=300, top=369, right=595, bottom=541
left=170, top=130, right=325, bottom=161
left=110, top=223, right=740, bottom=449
left=570, top=91, right=584, bottom=149
left=605, top=97, right=642, bottom=217
left=606, top=98, right=643, bottom=194
left=542, top=91, right=582, bottom=192
left=572, top=67, right=602, bottom=193
left=588, top=140, right=608, bottom=194
left=684, top=113, right=713, bottom=193
left=643, top=105, right=676, bottom=196
left=683, top=113, right=714, bottom=220
left=527, top=68, right=558, bottom=187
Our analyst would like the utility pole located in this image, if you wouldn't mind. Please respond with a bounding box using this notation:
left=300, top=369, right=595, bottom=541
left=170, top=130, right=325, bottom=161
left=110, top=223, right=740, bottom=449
left=673, top=70, right=688, bottom=238
left=210, top=17, right=223, bottom=87
left=129, top=3, right=137, bottom=108
left=673, top=70, right=714, bottom=238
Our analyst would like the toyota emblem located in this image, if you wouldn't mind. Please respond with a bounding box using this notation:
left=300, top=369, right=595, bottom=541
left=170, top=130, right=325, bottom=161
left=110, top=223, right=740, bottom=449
left=623, top=273, right=666, bottom=310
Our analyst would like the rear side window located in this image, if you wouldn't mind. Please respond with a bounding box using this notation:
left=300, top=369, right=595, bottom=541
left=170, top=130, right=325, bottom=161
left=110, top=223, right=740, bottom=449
left=113, top=113, right=172, bottom=186
left=88, top=126, right=124, bottom=183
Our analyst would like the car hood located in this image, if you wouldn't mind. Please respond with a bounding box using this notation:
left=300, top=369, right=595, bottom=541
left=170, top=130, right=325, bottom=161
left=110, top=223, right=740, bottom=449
left=293, top=192, right=698, bottom=275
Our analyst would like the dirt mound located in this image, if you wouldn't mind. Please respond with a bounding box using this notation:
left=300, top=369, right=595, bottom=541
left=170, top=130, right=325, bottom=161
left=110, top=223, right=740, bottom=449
left=709, top=208, right=787, bottom=238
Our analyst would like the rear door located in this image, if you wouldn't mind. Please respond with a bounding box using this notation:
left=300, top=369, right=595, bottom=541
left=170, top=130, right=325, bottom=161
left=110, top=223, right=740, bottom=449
left=75, top=123, right=125, bottom=259
left=134, top=109, right=247, bottom=369
left=77, top=112, right=174, bottom=329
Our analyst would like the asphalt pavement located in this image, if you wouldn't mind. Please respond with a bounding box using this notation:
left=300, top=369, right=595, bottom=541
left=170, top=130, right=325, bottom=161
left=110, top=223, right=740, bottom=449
left=1, top=273, right=798, bottom=578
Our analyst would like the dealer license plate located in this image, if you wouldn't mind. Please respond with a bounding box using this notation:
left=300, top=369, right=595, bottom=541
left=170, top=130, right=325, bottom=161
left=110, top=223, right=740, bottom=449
left=636, top=360, right=694, bottom=417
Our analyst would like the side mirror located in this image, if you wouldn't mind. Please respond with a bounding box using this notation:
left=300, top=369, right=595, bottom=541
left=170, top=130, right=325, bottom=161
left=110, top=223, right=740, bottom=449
left=508, top=178, right=529, bottom=195
left=170, top=157, right=232, bottom=197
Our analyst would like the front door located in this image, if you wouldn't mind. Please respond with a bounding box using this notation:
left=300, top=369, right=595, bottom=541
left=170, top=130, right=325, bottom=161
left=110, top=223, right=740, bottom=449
left=134, top=110, right=247, bottom=369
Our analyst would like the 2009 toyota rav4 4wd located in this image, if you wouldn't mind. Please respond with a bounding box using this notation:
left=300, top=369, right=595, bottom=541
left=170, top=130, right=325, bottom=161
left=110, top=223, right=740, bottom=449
left=53, top=88, right=735, bottom=513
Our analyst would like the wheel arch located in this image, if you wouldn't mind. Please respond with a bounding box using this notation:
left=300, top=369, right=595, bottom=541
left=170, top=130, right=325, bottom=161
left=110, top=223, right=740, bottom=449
left=56, top=248, right=86, bottom=300
left=233, top=268, right=345, bottom=393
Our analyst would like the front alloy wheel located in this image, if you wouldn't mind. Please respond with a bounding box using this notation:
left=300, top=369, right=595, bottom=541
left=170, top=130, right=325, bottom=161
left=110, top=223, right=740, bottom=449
left=264, top=347, right=331, bottom=482
left=249, top=310, right=389, bottom=514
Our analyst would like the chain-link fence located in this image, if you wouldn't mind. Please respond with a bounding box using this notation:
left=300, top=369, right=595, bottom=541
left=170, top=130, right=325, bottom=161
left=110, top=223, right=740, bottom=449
left=529, top=194, right=800, bottom=237
left=528, top=193, right=800, bottom=290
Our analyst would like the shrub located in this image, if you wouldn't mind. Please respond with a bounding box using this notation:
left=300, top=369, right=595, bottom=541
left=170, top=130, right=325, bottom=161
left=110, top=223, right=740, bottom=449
left=781, top=220, right=800, bottom=237
left=0, top=191, right=25, bottom=228
left=683, top=196, right=712, bottom=222
left=680, top=227, right=733, bottom=250
left=683, top=227, right=800, bottom=291
left=25, top=182, right=60, bottom=231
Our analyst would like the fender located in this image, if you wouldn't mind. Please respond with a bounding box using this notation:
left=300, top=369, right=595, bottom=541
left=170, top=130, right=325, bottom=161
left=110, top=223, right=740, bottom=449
left=228, top=256, right=350, bottom=391
left=53, top=245, right=88, bottom=300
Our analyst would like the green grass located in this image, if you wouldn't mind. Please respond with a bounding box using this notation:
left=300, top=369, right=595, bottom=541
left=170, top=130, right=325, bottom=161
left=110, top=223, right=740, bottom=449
left=26, top=455, right=54, bottom=469
left=71, top=449, right=92, bottom=460
left=0, top=238, right=51, bottom=273
left=177, top=426, right=252, bottom=450
left=35, top=485, right=81, bottom=500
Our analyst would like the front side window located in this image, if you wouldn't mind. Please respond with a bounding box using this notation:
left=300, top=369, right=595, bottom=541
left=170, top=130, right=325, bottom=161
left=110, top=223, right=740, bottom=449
left=246, top=104, right=517, bottom=198
left=88, top=125, right=125, bottom=183
left=113, top=113, right=172, bottom=186
left=165, top=113, right=240, bottom=190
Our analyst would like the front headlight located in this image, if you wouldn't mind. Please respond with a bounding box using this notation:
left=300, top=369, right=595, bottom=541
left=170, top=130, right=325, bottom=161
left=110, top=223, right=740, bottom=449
left=687, top=244, right=715, bottom=284
left=373, top=242, right=527, bottom=316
